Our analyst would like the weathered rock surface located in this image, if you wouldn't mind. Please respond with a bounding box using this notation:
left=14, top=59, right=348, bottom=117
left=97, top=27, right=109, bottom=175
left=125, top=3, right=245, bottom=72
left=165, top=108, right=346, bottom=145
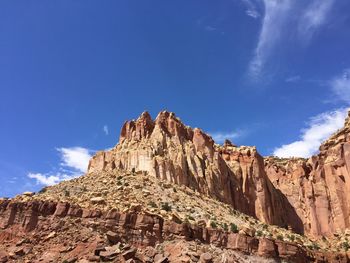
left=88, top=111, right=297, bottom=231
left=0, top=199, right=344, bottom=262
left=3, top=110, right=350, bottom=261
left=265, top=111, right=350, bottom=237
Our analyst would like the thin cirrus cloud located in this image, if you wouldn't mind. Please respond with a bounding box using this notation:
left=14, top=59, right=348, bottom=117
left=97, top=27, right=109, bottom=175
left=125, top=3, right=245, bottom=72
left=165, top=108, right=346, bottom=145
left=248, top=0, right=292, bottom=79
left=27, top=147, right=92, bottom=186
left=298, top=0, right=335, bottom=43
left=103, top=125, right=109, bottom=135
left=240, top=0, right=261, bottom=19
left=331, top=69, right=350, bottom=104
left=247, top=0, right=335, bottom=79
left=273, top=108, right=349, bottom=158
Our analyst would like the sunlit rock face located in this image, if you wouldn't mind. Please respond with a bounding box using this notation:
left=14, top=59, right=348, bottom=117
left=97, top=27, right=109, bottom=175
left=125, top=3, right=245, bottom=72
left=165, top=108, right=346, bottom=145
left=265, top=111, right=350, bottom=237
left=88, top=111, right=295, bottom=231
left=88, top=110, right=350, bottom=237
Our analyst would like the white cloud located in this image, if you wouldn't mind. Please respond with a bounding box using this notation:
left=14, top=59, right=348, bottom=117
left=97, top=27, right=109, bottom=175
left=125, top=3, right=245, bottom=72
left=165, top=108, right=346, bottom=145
left=28, top=147, right=92, bottom=186
left=210, top=131, right=241, bottom=144
left=248, top=0, right=292, bottom=78
left=57, top=147, right=91, bottom=173
left=298, top=0, right=334, bottom=42
left=273, top=108, right=349, bottom=158
left=103, top=125, right=109, bottom=135
left=28, top=173, right=61, bottom=186
left=331, top=69, right=350, bottom=104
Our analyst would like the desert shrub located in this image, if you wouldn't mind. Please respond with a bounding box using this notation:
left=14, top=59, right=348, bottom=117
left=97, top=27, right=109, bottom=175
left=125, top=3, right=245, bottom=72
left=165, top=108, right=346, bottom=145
left=210, top=221, right=218, bottom=229
left=289, top=234, right=295, bottom=242
left=38, top=187, right=48, bottom=194
left=256, top=230, right=263, bottom=237
left=148, top=201, right=157, bottom=208
left=230, top=223, right=238, bottom=233
left=161, top=202, right=172, bottom=211
left=276, top=234, right=283, bottom=240
left=342, top=241, right=350, bottom=251
left=308, top=243, right=320, bottom=250
left=187, top=215, right=195, bottom=221
left=223, top=223, right=228, bottom=231
left=63, top=189, right=70, bottom=197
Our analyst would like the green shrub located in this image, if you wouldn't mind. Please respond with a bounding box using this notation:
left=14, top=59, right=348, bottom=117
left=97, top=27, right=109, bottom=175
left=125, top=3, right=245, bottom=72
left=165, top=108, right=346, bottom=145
left=148, top=201, right=157, bottom=208
left=230, top=223, right=238, bottom=233
left=223, top=223, right=228, bottom=231
left=161, top=202, right=172, bottom=212
left=38, top=187, right=48, bottom=194
left=308, top=243, right=320, bottom=250
left=256, top=230, right=263, bottom=237
left=210, top=221, right=218, bottom=229
left=342, top=241, right=350, bottom=251
left=187, top=215, right=195, bottom=221
left=63, top=189, right=70, bottom=197
left=276, top=234, right=283, bottom=240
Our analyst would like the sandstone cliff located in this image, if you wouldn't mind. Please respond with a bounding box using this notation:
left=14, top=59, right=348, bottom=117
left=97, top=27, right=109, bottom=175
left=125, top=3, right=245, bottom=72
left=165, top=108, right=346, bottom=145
left=2, top=110, right=350, bottom=262
left=265, top=111, right=350, bottom=237
left=88, top=111, right=298, bottom=232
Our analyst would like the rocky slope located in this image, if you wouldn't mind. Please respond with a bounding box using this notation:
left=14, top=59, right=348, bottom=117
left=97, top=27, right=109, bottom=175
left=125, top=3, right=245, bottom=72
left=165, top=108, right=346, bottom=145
left=1, top=110, right=350, bottom=262
left=1, top=196, right=341, bottom=263
left=265, top=111, right=350, bottom=237
left=88, top=111, right=299, bottom=233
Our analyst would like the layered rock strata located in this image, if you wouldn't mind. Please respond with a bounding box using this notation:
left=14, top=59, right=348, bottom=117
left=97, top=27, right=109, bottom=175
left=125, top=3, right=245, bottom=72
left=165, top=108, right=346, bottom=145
left=88, top=112, right=297, bottom=232
left=0, top=200, right=347, bottom=262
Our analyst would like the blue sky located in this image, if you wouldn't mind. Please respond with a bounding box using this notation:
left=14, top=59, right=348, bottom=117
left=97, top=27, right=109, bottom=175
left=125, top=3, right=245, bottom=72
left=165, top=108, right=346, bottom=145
left=1, top=0, right=350, bottom=197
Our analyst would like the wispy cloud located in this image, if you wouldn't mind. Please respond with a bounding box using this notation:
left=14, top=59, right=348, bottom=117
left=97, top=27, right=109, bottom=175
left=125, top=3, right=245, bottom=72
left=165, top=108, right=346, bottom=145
left=273, top=108, right=348, bottom=158
left=298, top=0, right=335, bottom=43
left=247, top=0, right=336, bottom=80
left=285, top=75, right=301, bottom=83
left=103, top=125, right=109, bottom=135
left=240, top=0, right=261, bottom=19
left=248, top=0, right=292, bottom=79
left=331, top=69, right=350, bottom=104
left=210, top=131, right=242, bottom=144
left=27, top=147, right=92, bottom=186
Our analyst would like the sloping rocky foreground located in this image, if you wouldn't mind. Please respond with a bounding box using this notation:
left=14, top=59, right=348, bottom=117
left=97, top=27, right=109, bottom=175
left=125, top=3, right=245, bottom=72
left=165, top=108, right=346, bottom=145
left=1, top=110, right=350, bottom=262
left=0, top=199, right=347, bottom=263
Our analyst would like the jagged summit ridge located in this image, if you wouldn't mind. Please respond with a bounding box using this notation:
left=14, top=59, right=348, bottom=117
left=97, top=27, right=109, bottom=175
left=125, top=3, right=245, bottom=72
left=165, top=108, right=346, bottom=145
left=88, top=111, right=296, bottom=232
left=119, top=111, right=214, bottom=151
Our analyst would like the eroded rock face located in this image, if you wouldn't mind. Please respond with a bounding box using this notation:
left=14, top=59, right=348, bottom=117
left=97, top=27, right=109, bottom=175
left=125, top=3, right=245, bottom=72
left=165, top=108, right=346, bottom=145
left=265, top=111, right=350, bottom=237
left=0, top=200, right=345, bottom=263
left=88, top=111, right=295, bottom=230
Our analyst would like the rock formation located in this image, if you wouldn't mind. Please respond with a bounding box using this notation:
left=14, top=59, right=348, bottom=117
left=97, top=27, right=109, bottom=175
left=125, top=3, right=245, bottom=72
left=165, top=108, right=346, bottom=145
left=88, top=111, right=299, bottom=232
left=265, top=111, right=350, bottom=237
left=0, top=199, right=347, bottom=262
left=2, top=110, right=350, bottom=262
